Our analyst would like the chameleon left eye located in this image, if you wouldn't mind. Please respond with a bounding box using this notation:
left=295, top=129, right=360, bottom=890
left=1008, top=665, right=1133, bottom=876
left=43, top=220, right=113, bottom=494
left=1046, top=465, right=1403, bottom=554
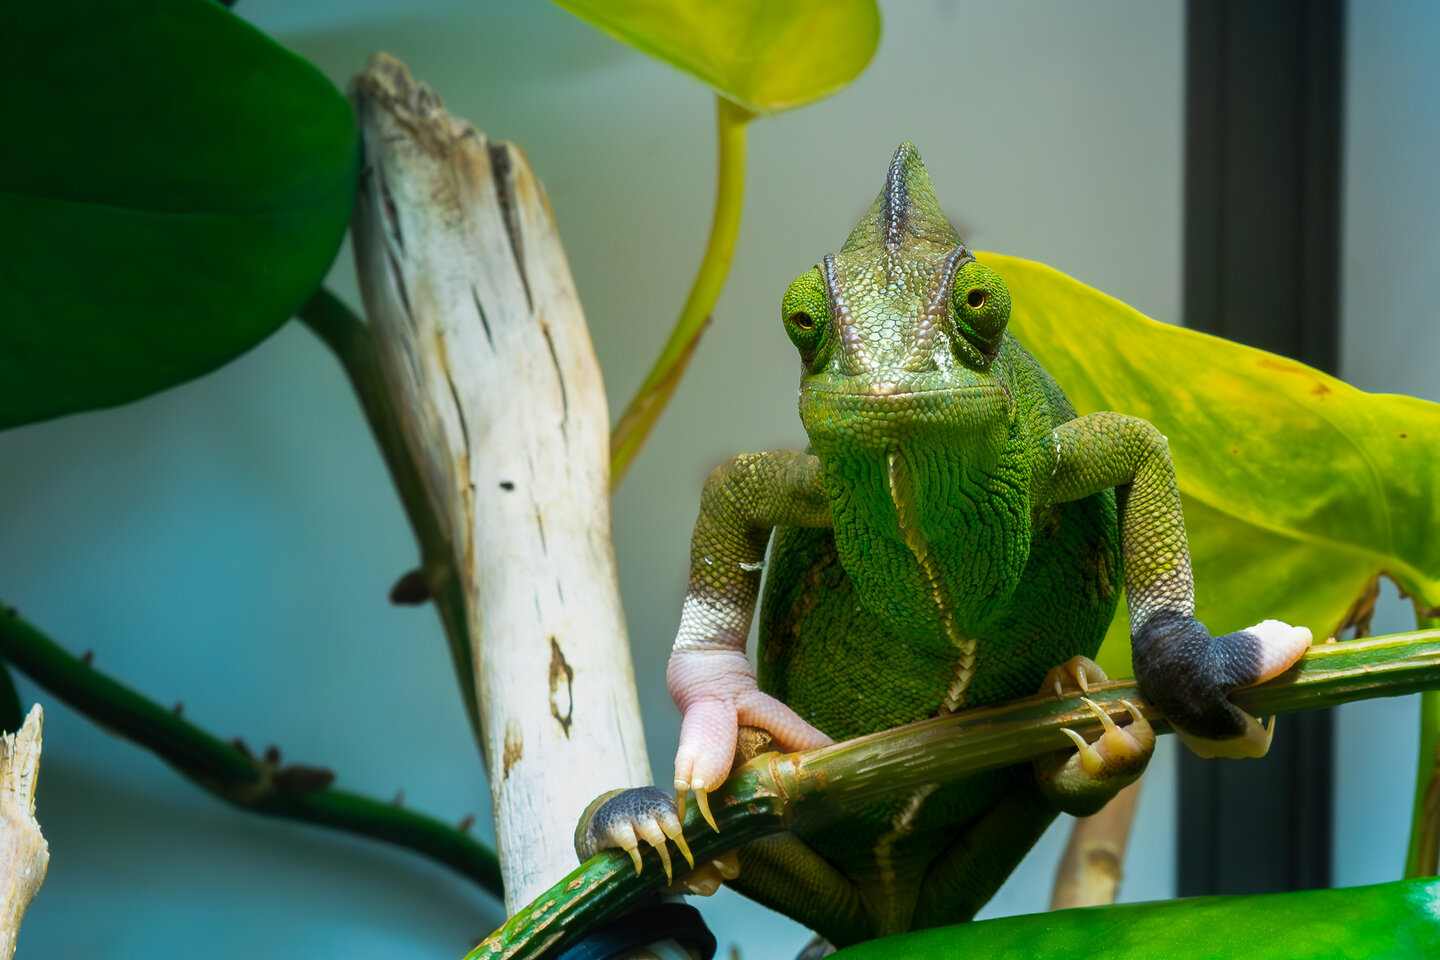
left=952, top=261, right=1010, bottom=354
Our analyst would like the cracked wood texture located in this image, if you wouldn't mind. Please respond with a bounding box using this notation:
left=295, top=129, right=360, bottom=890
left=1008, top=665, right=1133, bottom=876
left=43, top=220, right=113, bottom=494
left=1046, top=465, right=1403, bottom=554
left=1, top=705, right=48, bottom=959
left=349, top=53, right=650, bottom=910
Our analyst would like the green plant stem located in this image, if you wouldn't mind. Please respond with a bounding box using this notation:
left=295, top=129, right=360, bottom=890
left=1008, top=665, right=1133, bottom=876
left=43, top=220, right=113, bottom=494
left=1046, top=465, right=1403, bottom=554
left=609, top=95, right=753, bottom=488
left=469, top=628, right=1440, bottom=960
left=0, top=603, right=502, bottom=898
left=296, top=289, right=481, bottom=750
left=1406, top=610, right=1440, bottom=878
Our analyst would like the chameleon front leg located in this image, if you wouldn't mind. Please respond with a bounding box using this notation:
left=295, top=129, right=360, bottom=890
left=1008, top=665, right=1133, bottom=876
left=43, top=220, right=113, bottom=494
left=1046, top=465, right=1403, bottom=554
left=1047, top=413, right=1311, bottom=758
left=669, top=450, right=835, bottom=826
left=576, top=451, right=834, bottom=880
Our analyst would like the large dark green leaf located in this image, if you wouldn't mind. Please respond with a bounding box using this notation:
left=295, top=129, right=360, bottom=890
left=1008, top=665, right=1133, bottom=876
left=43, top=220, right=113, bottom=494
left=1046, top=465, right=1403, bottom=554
left=986, top=254, right=1440, bottom=675
left=0, top=0, right=358, bottom=429
left=551, top=0, right=880, bottom=114
left=831, top=879, right=1440, bottom=959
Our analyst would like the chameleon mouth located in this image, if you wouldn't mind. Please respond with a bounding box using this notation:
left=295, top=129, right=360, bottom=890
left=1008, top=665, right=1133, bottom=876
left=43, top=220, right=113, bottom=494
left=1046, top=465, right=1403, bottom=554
left=800, top=384, right=1009, bottom=445
left=804, top=384, right=1006, bottom=404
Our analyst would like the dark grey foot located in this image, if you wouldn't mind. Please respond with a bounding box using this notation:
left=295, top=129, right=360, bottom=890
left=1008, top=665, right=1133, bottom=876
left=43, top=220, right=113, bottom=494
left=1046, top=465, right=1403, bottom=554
left=575, top=786, right=739, bottom=892
left=1132, top=612, right=1311, bottom=758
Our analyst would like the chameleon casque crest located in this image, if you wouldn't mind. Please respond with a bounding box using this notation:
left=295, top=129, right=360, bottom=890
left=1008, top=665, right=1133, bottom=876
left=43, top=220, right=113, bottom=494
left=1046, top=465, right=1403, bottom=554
left=576, top=143, right=1311, bottom=946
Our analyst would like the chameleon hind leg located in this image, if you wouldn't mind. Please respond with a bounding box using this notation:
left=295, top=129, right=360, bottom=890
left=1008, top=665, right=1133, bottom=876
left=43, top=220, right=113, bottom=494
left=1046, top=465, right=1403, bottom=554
left=908, top=771, right=1058, bottom=929
left=726, top=832, right=874, bottom=947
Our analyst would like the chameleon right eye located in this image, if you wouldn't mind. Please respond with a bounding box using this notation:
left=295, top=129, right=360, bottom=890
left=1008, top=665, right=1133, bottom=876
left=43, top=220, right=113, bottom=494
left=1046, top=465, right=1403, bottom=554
left=781, top=268, right=832, bottom=365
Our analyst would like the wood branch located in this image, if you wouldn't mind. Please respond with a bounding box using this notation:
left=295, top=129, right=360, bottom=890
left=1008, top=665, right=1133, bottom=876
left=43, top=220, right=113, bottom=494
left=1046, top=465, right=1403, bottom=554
left=348, top=53, right=651, bottom=911
left=1049, top=776, right=1143, bottom=910
left=1, top=705, right=48, bottom=960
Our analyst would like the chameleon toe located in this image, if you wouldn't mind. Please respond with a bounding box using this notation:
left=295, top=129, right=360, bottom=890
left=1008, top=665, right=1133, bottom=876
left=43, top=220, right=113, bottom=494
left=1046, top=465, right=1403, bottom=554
left=676, top=851, right=741, bottom=897
left=658, top=809, right=695, bottom=870
left=1174, top=711, right=1277, bottom=759
left=633, top=817, right=675, bottom=881
left=1042, top=655, right=1108, bottom=698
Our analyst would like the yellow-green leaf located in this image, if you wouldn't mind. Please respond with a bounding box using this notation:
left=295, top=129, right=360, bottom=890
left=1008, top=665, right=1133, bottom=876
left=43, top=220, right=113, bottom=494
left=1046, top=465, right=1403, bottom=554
left=550, top=0, right=880, bottom=114
left=983, top=253, right=1440, bottom=676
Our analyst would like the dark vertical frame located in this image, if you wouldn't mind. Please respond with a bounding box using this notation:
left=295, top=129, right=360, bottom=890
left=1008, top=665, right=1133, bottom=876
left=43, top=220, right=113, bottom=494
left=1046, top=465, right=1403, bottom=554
left=1180, top=0, right=1344, bottom=894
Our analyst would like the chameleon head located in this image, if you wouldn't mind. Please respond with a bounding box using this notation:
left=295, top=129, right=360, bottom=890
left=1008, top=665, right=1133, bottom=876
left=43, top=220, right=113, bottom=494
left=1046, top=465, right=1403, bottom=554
left=781, top=142, right=1012, bottom=452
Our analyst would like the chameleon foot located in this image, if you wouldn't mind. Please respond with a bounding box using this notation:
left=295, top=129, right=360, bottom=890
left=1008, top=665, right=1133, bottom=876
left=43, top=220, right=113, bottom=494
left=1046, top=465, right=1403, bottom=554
left=668, top=648, right=832, bottom=836
left=1038, top=698, right=1154, bottom=817
left=1042, top=655, right=1107, bottom=698
left=674, top=850, right=741, bottom=896
left=1134, top=615, right=1311, bottom=759
left=575, top=787, right=695, bottom=880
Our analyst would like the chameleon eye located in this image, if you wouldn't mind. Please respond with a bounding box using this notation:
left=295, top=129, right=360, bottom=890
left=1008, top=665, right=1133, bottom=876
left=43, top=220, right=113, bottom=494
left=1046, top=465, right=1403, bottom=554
left=781, top=268, right=832, bottom=365
left=952, top=261, right=1010, bottom=354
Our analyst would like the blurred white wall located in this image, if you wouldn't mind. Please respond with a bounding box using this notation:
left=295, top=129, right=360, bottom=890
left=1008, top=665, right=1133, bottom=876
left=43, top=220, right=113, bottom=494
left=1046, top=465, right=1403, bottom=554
left=3, top=1, right=1192, bottom=956
left=1332, top=0, right=1440, bottom=890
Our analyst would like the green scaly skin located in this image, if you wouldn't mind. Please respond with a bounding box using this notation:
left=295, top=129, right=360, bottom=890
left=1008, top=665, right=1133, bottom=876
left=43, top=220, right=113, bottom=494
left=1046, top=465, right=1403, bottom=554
left=575, top=143, right=1311, bottom=947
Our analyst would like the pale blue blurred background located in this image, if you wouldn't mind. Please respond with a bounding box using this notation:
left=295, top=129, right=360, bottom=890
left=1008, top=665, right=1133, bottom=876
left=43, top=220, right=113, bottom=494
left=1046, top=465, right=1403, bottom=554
left=2, top=1, right=1436, bottom=956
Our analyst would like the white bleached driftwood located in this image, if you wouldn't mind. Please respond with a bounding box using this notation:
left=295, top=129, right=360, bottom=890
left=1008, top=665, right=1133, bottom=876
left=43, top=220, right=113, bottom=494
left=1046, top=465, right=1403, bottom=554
left=348, top=53, right=651, bottom=911
left=1, top=705, right=48, bottom=960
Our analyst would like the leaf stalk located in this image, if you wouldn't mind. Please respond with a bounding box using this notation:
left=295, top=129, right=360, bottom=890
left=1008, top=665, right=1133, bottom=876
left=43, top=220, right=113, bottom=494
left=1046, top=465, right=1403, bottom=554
left=609, top=95, right=753, bottom=487
left=1406, top=610, right=1440, bottom=878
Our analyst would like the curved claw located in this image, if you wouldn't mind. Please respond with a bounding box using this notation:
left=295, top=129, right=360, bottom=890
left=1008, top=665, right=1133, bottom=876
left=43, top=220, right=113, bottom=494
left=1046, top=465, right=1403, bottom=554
left=693, top=781, right=719, bottom=833
left=1059, top=726, right=1105, bottom=776
left=659, top=816, right=695, bottom=870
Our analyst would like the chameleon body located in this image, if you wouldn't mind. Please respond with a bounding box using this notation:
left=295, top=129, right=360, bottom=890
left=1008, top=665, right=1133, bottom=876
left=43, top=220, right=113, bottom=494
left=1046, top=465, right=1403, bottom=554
left=577, top=144, right=1311, bottom=946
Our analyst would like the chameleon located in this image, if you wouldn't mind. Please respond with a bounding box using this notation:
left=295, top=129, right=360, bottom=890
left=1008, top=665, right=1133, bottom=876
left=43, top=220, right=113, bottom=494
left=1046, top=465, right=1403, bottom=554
left=575, top=142, right=1312, bottom=946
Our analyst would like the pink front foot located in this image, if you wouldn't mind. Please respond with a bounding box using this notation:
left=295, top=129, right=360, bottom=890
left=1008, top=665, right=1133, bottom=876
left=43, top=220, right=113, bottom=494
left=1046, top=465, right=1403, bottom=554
left=667, top=648, right=832, bottom=829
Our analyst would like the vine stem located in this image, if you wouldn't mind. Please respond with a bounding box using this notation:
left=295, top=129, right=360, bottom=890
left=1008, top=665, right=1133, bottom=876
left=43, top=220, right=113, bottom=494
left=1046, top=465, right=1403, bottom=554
left=0, top=603, right=503, bottom=898
left=296, top=288, right=481, bottom=749
left=1406, top=610, right=1440, bottom=877
left=609, top=94, right=753, bottom=488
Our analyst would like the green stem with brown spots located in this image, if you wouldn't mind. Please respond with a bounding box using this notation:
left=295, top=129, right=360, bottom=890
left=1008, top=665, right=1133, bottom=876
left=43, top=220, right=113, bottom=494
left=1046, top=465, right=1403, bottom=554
left=0, top=603, right=502, bottom=897
left=470, top=628, right=1440, bottom=960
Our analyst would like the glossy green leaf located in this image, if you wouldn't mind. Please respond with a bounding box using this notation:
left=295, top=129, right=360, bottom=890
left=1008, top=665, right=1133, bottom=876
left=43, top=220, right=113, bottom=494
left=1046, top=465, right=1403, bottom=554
left=0, top=0, right=358, bottom=429
left=831, top=879, right=1440, bottom=960
left=984, top=254, right=1440, bottom=676
left=550, top=0, right=880, bottom=114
